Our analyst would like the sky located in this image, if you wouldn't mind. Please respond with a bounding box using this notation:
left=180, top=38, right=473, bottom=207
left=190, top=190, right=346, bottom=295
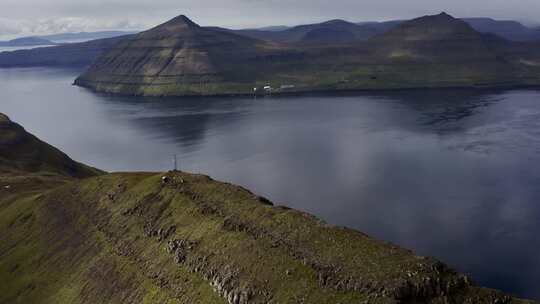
left=1, top=0, right=539, bottom=39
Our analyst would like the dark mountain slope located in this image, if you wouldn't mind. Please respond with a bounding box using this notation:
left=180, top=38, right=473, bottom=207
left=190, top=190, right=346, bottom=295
left=223, top=19, right=384, bottom=44
left=287, top=13, right=540, bottom=90
left=0, top=113, right=101, bottom=178
left=355, top=12, right=534, bottom=87
left=74, top=15, right=298, bottom=96
left=231, top=17, right=540, bottom=45
left=372, top=12, right=483, bottom=42
left=301, top=25, right=357, bottom=44
left=464, top=18, right=540, bottom=41
left=368, top=12, right=505, bottom=64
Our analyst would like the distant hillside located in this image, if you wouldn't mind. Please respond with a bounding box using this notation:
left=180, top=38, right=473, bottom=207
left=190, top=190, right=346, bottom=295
left=0, top=35, right=132, bottom=67
left=229, top=17, right=540, bottom=44
left=301, top=26, right=356, bottom=44
left=2, top=15, right=540, bottom=69
left=0, top=37, right=56, bottom=47
left=75, top=13, right=540, bottom=96
left=356, top=20, right=405, bottom=32
left=361, top=13, right=540, bottom=87
left=38, top=30, right=139, bottom=43
left=356, top=18, right=540, bottom=42
left=371, top=13, right=489, bottom=47
left=75, top=15, right=300, bottom=95
left=227, top=19, right=384, bottom=44
left=463, top=18, right=540, bottom=41
left=250, top=25, right=290, bottom=32
left=0, top=114, right=535, bottom=303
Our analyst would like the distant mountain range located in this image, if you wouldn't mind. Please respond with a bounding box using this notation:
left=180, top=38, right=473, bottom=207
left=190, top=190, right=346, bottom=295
left=36, top=30, right=139, bottom=43
left=71, top=13, right=540, bottom=96
left=223, top=17, right=540, bottom=44
left=0, top=31, right=137, bottom=48
left=463, top=18, right=540, bottom=41
left=2, top=17, right=538, bottom=49
left=0, top=37, right=57, bottom=47
left=249, top=25, right=290, bottom=32
left=0, top=35, right=133, bottom=67
left=2, top=13, right=540, bottom=96
left=218, top=19, right=384, bottom=44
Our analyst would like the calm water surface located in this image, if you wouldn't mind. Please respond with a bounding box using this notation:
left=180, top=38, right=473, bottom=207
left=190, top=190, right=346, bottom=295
left=1, top=68, right=539, bottom=299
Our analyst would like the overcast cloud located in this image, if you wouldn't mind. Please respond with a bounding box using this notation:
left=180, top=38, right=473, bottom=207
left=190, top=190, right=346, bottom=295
left=1, top=0, right=539, bottom=39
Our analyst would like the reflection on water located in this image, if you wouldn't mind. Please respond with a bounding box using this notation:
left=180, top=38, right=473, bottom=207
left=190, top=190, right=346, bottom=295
left=1, top=68, right=540, bottom=300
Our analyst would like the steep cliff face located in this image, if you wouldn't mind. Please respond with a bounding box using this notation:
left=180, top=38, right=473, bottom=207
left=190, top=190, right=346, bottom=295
left=0, top=113, right=536, bottom=303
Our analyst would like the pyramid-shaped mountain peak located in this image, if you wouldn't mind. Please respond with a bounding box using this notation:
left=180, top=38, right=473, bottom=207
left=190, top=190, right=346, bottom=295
left=145, top=14, right=201, bottom=35
left=437, top=12, right=454, bottom=18
left=167, top=15, right=200, bottom=28
left=411, top=12, right=463, bottom=25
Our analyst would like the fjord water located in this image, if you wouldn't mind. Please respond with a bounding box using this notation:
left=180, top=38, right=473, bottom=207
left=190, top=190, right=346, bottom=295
left=2, top=68, right=540, bottom=299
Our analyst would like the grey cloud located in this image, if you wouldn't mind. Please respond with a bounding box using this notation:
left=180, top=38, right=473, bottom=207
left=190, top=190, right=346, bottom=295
left=0, top=17, right=147, bottom=39
left=1, top=0, right=539, bottom=39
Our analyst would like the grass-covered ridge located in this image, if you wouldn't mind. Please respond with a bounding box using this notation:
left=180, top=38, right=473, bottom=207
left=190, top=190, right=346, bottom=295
left=0, top=113, right=536, bottom=303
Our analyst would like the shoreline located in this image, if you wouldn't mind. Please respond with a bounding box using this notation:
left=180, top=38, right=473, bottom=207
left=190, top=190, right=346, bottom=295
left=72, top=80, right=540, bottom=99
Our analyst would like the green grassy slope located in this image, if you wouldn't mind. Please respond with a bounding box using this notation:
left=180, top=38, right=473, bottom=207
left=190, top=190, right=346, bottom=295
left=0, top=114, right=536, bottom=303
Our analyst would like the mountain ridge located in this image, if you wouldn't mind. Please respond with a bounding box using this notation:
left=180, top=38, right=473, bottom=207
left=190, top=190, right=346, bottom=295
left=371, top=12, right=481, bottom=42
left=2, top=14, right=540, bottom=68
left=0, top=37, right=56, bottom=47
left=224, top=15, right=540, bottom=44
left=74, top=12, right=540, bottom=96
